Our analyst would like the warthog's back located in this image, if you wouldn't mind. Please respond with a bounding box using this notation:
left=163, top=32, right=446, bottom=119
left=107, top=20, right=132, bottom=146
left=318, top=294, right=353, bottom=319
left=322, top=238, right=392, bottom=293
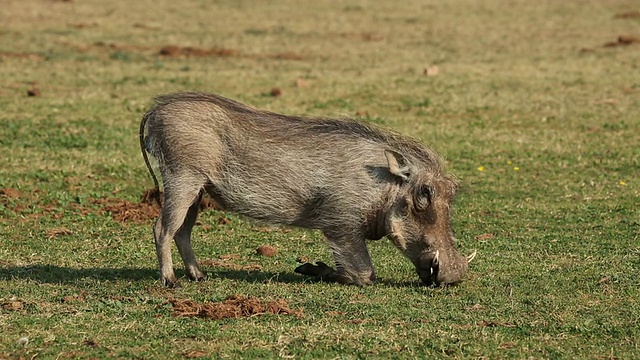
left=143, top=92, right=446, bottom=229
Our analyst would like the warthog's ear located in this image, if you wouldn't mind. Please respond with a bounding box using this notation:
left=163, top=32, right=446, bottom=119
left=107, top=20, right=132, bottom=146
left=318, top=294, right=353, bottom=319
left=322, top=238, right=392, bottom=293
left=384, top=150, right=412, bottom=180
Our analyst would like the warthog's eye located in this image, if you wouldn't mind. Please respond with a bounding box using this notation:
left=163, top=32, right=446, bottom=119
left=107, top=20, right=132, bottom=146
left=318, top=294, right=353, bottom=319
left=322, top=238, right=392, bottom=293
left=414, top=185, right=433, bottom=211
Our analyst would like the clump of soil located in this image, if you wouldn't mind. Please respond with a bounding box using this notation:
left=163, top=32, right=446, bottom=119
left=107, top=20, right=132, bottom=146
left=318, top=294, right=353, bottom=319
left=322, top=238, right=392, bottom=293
left=27, top=87, right=41, bottom=97
left=168, top=295, right=302, bottom=320
left=256, top=245, right=277, bottom=257
left=269, top=87, right=282, bottom=97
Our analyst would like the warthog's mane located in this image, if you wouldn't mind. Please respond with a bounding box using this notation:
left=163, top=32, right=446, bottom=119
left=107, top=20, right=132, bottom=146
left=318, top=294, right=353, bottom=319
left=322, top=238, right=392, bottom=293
left=154, top=92, right=445, bottom=170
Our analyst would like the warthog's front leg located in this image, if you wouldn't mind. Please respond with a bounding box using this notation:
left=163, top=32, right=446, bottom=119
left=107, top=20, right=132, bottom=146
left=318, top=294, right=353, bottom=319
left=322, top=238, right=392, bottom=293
left=296, top=231, right=376, bottom=286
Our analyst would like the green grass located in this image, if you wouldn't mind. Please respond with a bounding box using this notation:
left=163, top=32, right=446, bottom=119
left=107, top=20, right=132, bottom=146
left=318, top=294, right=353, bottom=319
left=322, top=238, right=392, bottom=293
left=1, top=0, right=639, bottom=358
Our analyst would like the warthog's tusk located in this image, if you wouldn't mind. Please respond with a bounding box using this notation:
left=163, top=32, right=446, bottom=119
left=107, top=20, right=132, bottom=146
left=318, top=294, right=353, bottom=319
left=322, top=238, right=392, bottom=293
left=433, top=250, right=439, bottom=266
left=466, top=250, right=477, bottom=263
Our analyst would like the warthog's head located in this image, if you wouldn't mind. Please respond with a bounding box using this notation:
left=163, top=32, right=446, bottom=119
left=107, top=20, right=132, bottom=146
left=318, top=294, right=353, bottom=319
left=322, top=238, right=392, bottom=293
left=383, top=150, right=476, bottom=286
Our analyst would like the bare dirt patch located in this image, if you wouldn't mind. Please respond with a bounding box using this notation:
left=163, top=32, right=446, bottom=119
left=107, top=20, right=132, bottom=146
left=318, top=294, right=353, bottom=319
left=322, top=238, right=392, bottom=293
left=614, top=11, right=640, bottom=19
left=96, top=188, right=222, bottom=223
left=478, top=320, right=517, bottom=328
left=1, top=187, right=220, bottom=224
left=0, top=52, right=46, bottom=61
left=93, top=41, right=152, bottom=52
left=0, top=187, right=22, bottom=199
left=1, top=299, right=26, bottom=311
left=46, top=227, right=73, bottom=239
left=158, top=45, right=305, bottom=61
left=159, top=45, right=238, bottom=58
left=61, top=41, right=307, bottom=61
left=93, top=197, right=160, bottom=223
left=168, top=295, right=302, bottom=320
left=474, top=233, right=495, bottom=241
left=603, top=35, right=640, bottom=47
left=332, top=32, right=385, bottom=42
left=61, top=294, right=85, bottom=303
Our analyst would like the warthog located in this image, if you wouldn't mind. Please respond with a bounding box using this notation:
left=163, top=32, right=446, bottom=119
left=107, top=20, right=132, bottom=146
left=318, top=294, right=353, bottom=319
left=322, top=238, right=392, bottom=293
left=140, top=92, right=475, bottom=287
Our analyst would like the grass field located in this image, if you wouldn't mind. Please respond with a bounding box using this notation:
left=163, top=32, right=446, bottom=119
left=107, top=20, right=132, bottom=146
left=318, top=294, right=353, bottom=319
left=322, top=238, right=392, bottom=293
left=1, top=0, right=639, bottom=358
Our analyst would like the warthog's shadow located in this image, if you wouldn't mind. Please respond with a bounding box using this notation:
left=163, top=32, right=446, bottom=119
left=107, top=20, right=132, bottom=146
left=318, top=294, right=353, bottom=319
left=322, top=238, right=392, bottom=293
left=0, top=265, right=309, bottom=285
left=0, top=265, right=158, bottom=284
left=0, top=265, right=421, bottom=288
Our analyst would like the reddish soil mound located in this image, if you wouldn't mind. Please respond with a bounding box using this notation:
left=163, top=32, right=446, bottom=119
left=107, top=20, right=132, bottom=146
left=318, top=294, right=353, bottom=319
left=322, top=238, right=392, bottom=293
left=93, top=197, right=159, bottom=223
left=168, top=295, right=302, bottom=320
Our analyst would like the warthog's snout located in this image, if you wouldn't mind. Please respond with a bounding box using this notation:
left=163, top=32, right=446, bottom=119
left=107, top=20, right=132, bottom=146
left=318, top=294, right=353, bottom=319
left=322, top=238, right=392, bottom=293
left=416, top=250, right=477, bottom=286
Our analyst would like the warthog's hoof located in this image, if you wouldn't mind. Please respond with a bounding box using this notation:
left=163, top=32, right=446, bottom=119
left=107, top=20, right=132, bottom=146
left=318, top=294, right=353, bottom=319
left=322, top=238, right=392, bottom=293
left=295, top=262, right=367, bottom=285
left=294, top=262, right=335, bottom=278
left=162, top=277, right=181, bottom=288
left=186, top=268, right=207, bottom=282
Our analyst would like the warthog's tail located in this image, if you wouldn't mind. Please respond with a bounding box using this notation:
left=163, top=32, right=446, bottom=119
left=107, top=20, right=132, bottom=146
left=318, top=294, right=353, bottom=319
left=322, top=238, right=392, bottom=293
left=139, top=106, right=160, bottom=192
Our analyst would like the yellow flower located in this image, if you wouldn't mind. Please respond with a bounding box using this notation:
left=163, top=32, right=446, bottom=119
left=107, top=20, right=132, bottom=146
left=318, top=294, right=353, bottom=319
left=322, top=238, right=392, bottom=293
left=514, top=167, right=520, bottom=171
left=507, top=161, right=513, bottom=165
left=477, top=166, right=485, bottom=172
left=619, top=181, right=626, bottom=186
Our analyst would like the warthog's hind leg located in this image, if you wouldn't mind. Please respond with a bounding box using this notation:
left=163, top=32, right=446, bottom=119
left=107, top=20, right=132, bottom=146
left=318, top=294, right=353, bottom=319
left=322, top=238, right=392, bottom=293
left=174, top=192, right=206, bottom=282
left=153, top=175, right=204, bottom=287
